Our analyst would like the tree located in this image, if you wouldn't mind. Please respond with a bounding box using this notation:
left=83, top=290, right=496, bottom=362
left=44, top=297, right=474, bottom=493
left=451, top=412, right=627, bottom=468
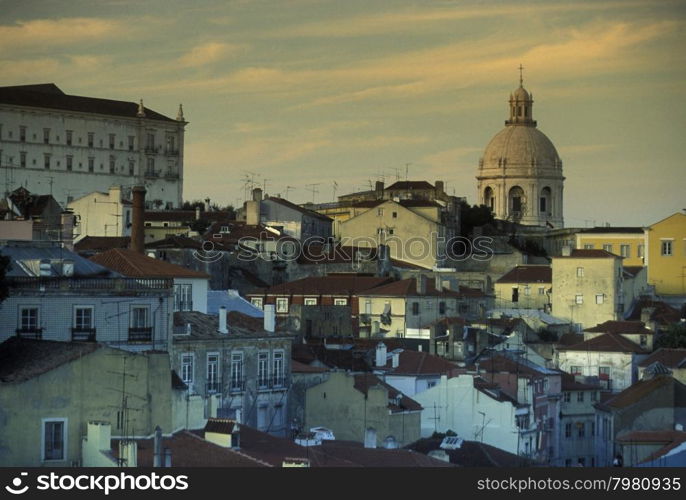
left=656, top=323, right=686, bottom=349
left=459, top=201, right=494, bottom=237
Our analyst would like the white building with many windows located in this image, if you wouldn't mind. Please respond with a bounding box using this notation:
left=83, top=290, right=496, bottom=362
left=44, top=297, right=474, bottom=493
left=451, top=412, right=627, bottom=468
left=0, top=84, right=186, bottom=209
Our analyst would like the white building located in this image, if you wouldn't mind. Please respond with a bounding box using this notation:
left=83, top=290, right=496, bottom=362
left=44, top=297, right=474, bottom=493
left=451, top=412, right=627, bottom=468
left=68, top=185, right=132, bottom=239
left=0, top=84, right=186, bottom=209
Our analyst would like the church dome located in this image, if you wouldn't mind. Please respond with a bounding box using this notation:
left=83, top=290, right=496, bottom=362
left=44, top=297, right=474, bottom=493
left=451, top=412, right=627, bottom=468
left=481, top=125, right=561, bottom=170
left=512, top=86, right=530, bottom=101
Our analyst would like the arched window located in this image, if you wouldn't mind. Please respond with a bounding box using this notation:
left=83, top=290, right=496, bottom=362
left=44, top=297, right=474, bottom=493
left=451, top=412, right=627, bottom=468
left=508, top=186, right=525, bottom=218
left=484, top=187, right=495, bottom=212
left=540, top=187, right=552, bottom=215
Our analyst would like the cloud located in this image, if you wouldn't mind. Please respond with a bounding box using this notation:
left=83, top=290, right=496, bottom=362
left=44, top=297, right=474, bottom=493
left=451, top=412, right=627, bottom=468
left=0, top=18, right=127, bottom=50
left=178, top=41, right=244, bottom=68
left=0, top=58, right=61, bottom=80
left=558, top=144, right=616, bottom=155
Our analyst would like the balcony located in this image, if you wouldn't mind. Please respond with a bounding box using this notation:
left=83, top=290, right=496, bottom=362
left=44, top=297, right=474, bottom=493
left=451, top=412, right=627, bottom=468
left=272, top=375, right=288, bottom=390
left=144, top=169, right=160, bottom=178
left=16, top=328, right=43, bottom=339
left=206, top=381, right=221, bottom=394
left=71, top=327, right=96, bottom=342
left=8, top=277, right=173, bottom=293
left=128, top=327, right=153, bottom=342
left=229, top=379, right=245, bottom=394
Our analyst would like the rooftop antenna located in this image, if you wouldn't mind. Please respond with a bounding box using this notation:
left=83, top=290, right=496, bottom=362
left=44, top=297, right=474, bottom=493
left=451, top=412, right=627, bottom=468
left=285, top=186, right=296, bottom=199
left=391, top=167, right=401, bottom=182
left=305, top=183, right=320, bottom=203
left=262, top=178, right=269, bottom=193
left=332, top=181, right=338, bottom=200
left=404, top=163, right=411, bottom=181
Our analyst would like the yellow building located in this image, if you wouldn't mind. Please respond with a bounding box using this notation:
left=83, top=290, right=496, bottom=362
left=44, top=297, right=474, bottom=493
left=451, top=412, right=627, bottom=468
left=551, top=249, right=623, bottom=331
left=337, top=199, right=450, bottom=269
left=645, top=212, right=686, bottom=295
left=575, top=227, right=645, bottom=267
left=494, top=265, right=551, bottom=310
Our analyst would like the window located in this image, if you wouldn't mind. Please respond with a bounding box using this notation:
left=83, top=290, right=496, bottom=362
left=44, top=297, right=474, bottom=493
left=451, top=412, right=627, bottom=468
left=412, top=302, right=419, bottom=315
left=20, top=126, right=26, bottom=142
left=66, top=130, right=72, bottom=146
left=512, top=287, right=519, bottom=303
left=131, top=306, right=149, bottom=328
left=602, top=244, right=613, bottom=253
left=88, top=157, right=94, bottom=173
left=565, top=423, right=572, bottom=438
left=539, top=196, right=546, bottom=213
left=44, top=154, right=51, bottom=169
left=19, top=306, right=39, bottom=332
left=207, top=353, right=219, bottom=393
left=257, top=352, right=269, bottom=388
left=230, top=352, right=244, bottom=391
left=591, top=391, right=597, bottom=402
left=439, top=301, right=446, bottom=315
left=181, top=353, right=194, bottom=385
left=524, top=286, right=531, bottom=296
left=620, top=244, right=630, bottom=258
left=661, top=240, right=673, bottom=256
left=583, top=244, right=594, bottom=249
left=575, top=294, right=583, bottom=305
left=598, top=366, right=610, bottom=381
left=272, top=350, right=284, bottom=387
left=594, top=294, right=604, bottom=305
left=73, top=306, right=94, bottom=330
left=128, top=135, right=135, bottom=151
left=88, top=132, right=94, bottom=148
left=640, top=334, right=647, bottom=347
left=638, top=244, right=645, bottom=258
left=563, top=392, right=571, bottom=403
left=66, top=155, right=73, bottom=171
left=578, top=457, right=586, bottom=467
left=42, top=419, right=66, bottom=461
left=146, top=157, right=155, bottom=175
left=129, top=160, right=135, bottom=176
left=377, top=208, right=384, bottom=216
left=276, top=297, right=289, bottom=313
left=578, top=422, right=585, bottom=438
left=304, top=297, right=318, bottom=306
left=251, top=298, right=264, bottom=309
left=20, top=152, right=26, bottom=168
left=174, top=283, right=193, bottom=311
left=576, top=267, right=584, bottom=277
left=577, top=392, right=584, bottom=402
left=109, top=134, right=115, bottom=149
left=166, top=135, right=176, bottom=153
left=146, top=133, right=155, bottom=151
left=334, top=298, right=347, bottom=306
left=392, top=211, right=397, bottom=218
left=43, top=128, right=50, bottom=144
left=591, top=421, right=596, bottom=437
left=109, top=156, right=115, bottom=174
left=570, top=366, right=582, bottom=375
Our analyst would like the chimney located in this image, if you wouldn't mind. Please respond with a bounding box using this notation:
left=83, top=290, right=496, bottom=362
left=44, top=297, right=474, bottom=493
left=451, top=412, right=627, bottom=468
left=195, top=206, right=201, bottom=220
left=364, top=427, right=377, bottom=449
left=130, top=185, right=146, bottom=254
left=204, top=198, right=211, bottom=212
left=60, top=210, right=75, bottom=250
left=416, top=275, right=427, bottom=295
left=246, top=200, right=260, bottom=226
left=219, top=306, right=228, bottom=334
left=435, top=275, right=442, bottom=292
left=392, top=351, right=400, bottom=368
left=375, top=181, right=384, bottom=198
left=264, top=304, right=276, bottom=332
left=153, top=425, right=162, bottom=467
left=375, top=342, right=387, bottom=367
left=435, top=180, right=444, bottom=195
left=561, top=245, right=572, bottom=257
left=118, top=440, right=138, bottom=467
left=252, top=188, right=263, bottom=203
left=163, top=448, right=172, bottom=467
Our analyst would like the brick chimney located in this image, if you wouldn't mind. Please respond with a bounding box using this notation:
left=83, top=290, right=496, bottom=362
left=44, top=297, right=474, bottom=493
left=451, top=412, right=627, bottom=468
left=130, top=185, right=146, bottom=254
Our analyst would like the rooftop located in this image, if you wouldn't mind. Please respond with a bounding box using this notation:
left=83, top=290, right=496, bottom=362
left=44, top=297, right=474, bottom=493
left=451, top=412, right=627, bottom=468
left=376, top=349, right=457, bottom=376
left=265, top=197, right=332, bottom=222
left=359, top=278, right=464, bottom=298
left=2, top=242, right=118, bottom=278
left=496, top=265, right=551, bottom=284
left=557, top=333, right=648, bottom=354
left=584, top=320, right=653, bottom=335
left=254, top=275, right=393, bottom=297
left=602, top=375, right=683, bottom=409
left=638, top=348, right=686, bottom=369
left=74, top=236, right=131, bottom=254
left=556, top=249, right=621, bottom=259
left=89, top=248, right=210, bottom=279
left=407, top=436, right=539, bottom=467
left=353, top=373, right=423, bottom=412
left=145, top=210, right=232, bottom=223
left=385, top=181, right=435, bottom=191
left=579, top=227, right=644, bottom=234
left=561, top=372, right=601, bottom=391
left=0, top=84, right=176, bottom=122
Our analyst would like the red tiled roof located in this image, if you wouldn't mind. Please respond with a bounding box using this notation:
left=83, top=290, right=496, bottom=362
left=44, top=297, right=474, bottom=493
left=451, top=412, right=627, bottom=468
left=145, top=235, right=203, bottom=250
left=627, top=298, right=682, bottom=324
left=557, top=333, right=648, bottom=354
left=561, top=372, right=601, bottom=391
left=255, top=276, right=393, bottom=296
left=378, top=350, right=457, bottom=376
left=638, top=348, right=686, bottom=368
left=204, top=222, right=297, bottom=246
left=353, top=373, right=423, bottom=412
left=89, top=248, right=210, bottom=279
left=473, top=377, right=520, bottom=405
left=144, top=210, right=231, bottom=223
left=360, top=278, right=462, bottom=298
left=407, top=437, right=537, bottom=467
left=603, top=375, right=675, bottom=409
left=496, top=265, right=552, bottom=284
left=75, top=236, right=131, bottom=253
left=627, top=432, right=686, bottom=464
left=315, top=440, right=453, bottom=467
left=123, top=430, right=269, bottom=467
left=468, top=355, right=544, bottom=379
left=584, top=320, right=653, bottom=335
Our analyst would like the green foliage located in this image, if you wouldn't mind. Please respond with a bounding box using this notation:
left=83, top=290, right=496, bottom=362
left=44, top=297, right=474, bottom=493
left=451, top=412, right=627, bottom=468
left=656, top=323, right=686, bottom=349
left=460, top=201, right=494, bottom=237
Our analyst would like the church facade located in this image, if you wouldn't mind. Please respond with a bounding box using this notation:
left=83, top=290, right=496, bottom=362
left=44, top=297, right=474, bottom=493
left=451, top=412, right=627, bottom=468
left=477, top=77, right=565, bottom=228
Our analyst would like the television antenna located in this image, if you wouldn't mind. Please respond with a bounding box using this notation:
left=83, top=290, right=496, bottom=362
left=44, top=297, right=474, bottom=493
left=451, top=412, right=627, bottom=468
left=305, top=183, right=320, bottom=203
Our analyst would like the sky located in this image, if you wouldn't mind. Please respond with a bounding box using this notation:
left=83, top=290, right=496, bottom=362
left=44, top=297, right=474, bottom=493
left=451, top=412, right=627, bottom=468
left=1, top=0, right=685, bottom=227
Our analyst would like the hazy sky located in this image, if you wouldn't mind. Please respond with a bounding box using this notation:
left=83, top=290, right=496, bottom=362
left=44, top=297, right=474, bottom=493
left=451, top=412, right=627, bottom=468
left=2, top=0, right=685, bottom=227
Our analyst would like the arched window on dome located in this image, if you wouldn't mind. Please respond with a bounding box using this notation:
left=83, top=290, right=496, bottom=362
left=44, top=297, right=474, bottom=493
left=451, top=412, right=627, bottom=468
left=484, top=187, right=495, bottom=213
left=508, top=186, right=525, bottom=220
left=540, top=187, right=552, bottom=216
